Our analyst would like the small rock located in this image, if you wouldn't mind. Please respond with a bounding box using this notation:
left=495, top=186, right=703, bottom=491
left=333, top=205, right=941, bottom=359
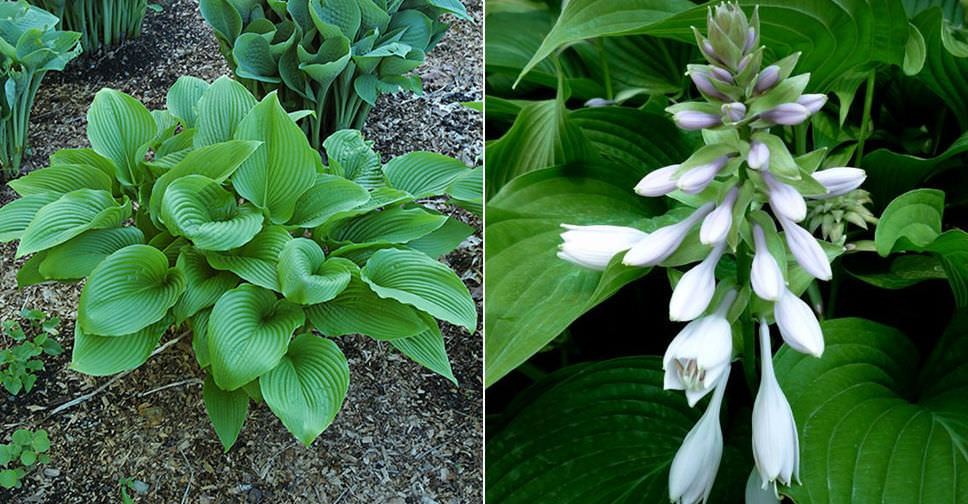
left=132, top=480, right=149, bottom=495
left=43, top=468, right=60, bottom=478
left=246, top=487, right=263, bottom=503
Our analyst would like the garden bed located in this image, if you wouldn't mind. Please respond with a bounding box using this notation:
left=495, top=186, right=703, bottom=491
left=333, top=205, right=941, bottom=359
left=0, top=0, right=483, bottom=502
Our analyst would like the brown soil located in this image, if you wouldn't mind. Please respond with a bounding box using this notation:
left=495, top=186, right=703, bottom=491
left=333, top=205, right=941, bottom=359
left=0, top=1, right=482, bottom=503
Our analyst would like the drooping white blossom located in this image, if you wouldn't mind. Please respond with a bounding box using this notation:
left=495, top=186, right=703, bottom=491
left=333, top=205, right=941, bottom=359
left=750, top=224, right=785, bottom=301
left=557, top=224, right=648, bottom=271
left=624, top=203, right=715, bottom=267
left=669, top=367, right=730, bottom=504
left=777, top=214, right=832, bottom=281
left=773, top=288, right=824, bottom=357
left=752, top=320, right=800, bottom=495
left=669, top=242, right=726, bottom=321
left=809, top=167, right=867, bottom=199
left=635, top=164, right=680, bottom=197
left=763, top=172, right=806, bottom=222
left=663, top=290, right=736, bottom=406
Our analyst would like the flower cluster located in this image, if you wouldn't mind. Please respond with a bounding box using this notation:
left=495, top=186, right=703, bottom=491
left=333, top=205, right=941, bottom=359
left=557, top=3, right=870, bottom=503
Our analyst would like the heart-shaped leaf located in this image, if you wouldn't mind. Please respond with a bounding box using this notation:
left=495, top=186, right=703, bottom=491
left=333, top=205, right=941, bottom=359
left=205, top=225, right=292, bottom=291
left=173, top=247, right=239, bottom=323
left=39, top=227, right=145, bottom=281
left=17, top=189, right=129, bottom=258
left=0, top=192, right=59, bottom=242
left=203, top=373, right=249, bottom=452
left=287, top=173, right=371, bottom=228
left=166, top=75, right=211, bottom=129
left=7, top=164, right=112, bottom=196
left=86, top=88, right=157, bottom=187
left=382, top=151, right=474, bottom=198
left=70, top=316, right=172, bottom=376
left=161, top=175, right=264, bottom=251
left=329, top=206, right=447, bottom=244
left=194, top=76, right=257, bottom=147
left=277, top=238, right=353, bottom=305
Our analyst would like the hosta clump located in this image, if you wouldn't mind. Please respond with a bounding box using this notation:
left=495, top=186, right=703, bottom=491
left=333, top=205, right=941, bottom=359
left=0, top=75, right=481, bottom=450
left=558, top=3, right=873, bottom=502
left=0, top=1, right=81, bottom=177
left=27, top=0, right=148, bottom=53
left=199, top=0, right=470, bottom=149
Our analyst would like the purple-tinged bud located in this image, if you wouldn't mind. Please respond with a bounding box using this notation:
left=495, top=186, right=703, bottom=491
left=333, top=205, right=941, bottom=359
left=700, top=187, right=738, bottom=245
left=760, top=103, right=810, bottom=126
left=809, top=167, right=866, bottom=199
left=796, top=93, right=827, bottom=114
left=674, top=110, right=723, bottom=131
left=764, top=172, right=806, bottom=222
left=777, top=214, right=833, bottom=281
left=709, top=66, right=734, bottom=84
left=624, top=202, right=715, bottom=267
left=737, top=53, right=753, bottom=74
left=584, top=97, right=615, bottom=108
left=669, top=242, right=726, bottom=321
left=678, top=155, right=730, bottom=194
left=691, top=71, right=730, bottom=101
left=753, top=65, right=780, bottom=94
left=750, top=224, right=785, bottom=302
left=722, top=102, right=746, bottom=122
left=744, top=27, right=757, bottom=53
left=748, top=141, right=769, bottom=170
left=635, top=164, right=680, bottom=197
left=702, top=39, right=720, bottom=64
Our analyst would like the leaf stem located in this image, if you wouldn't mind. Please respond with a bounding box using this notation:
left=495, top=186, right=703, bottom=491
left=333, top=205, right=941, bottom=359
left=855, top=70, right=876, bottom=166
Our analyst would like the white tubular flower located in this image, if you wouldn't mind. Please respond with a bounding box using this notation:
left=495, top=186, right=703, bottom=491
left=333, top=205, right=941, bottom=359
left=678, top=155, right=729, bottom=194
left=747, top=141, right=769, bottom=170
left=752, top=320, right=800, bottom=495
left=669, top=367, right=730, bottom=504
left=774, top=288, right=824, bottom=357
left=777, top=214, right=832, bottom=281
left=763, top=172, right=806, bottom=222
left=624, top=202, right=715, bottom=267
left=669, top=242, right=727, bottom=321
left=750, top=224, right=785, bottom=302
left=700, top=187, right=738, bottom=245
left=809, top=167, right=867, bottom=199
left=674, top=110, right=723, bottom=130
left=745, top=468, right=781, bottom=504
left=635, top=164, right=680, bottom=197
left=663, top=290, right=736, bottom=406
left=557, top=224, right=648, bottom=271
left=796, top=93, right=827, bottom=114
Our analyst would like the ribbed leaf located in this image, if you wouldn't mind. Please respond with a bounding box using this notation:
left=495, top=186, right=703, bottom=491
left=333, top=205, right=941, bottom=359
left=914, top=8, right=968, bottom=128
left=447, top=166, right=483, bottom=216
left=312, top=186, right=413, bottom=232
left=208, top=284, right=305, bottom=391
left=260, top=334, right=349, bottom=446
left=167, top=76, right=211, bottom=129
left=308, top=0, right=361, bottom=39
left=78, top=245, right=186, bottom=336
left=48, top=148, right=117, bottom=183
left=287, top=173, right=371, bottom=228
left=194, top=76, right=257, bottom=147
left=205, top=225, right=292, bottom=291
left=330, top=206, right=447, bottom=244
left=191, top=308, right=213, bottom=368
left=39, top=227, right=145, bottom=280
left=406, top=217, right=475, bottom=259
left=382, top=152, right=473, bottom=197
left=17, top=189, right=129, bottom=258
left=323, top=130, right=384, bottom=189
left=203, top=373, right=249, bottom=452
left=875, top=188, right=944, bottom=256
left=277, top=239, right=353, bottom=305
left=7, top=164, right=112, bottom=196
left=390, top=315, right=456, bottom=385
left=70, top=316, right=171, bottom=376
left=173, top=247, right=239, bottom=323
left=161, top=175, right=264, bottom=251
left=86, top=88, right=157, bottom=187
left=305, top=267, right=428, bottom=340
left=199, top=0, right=242, bottom=42
left=234, top=33, right=281, bottom=83
left=232, top=92, right=319, bottom=223
left=0, top=193, right=59, bottom=242
left=776, top=317, right=968, bottom=504
left=361, top=248, right=476, bottom=332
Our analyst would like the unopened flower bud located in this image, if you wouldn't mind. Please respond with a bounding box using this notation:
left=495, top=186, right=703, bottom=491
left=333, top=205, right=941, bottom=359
left=796, top=93, right=827, bottom=114
left=701, top=39, right=720, bottom=65
left=700, top=187, right=738, bottom=245
left=668, top=368, right=730, bottom=504
left=760, top=103, right=810, bottom=126
left=737, top=53, right=753, bottom=74
left=669, top=242, right=726, bottom=321
left=691, top=71, right=730, bottom=101
left=777, top=214, right=832, bottom=281
left=635, top=165, right=680, bottom=197
left=722, top=102, right=746, bottom=122
left=678, top=155, right=730, bottom=194
left=674, top=110, right=723, bottom=131
left=558, top=224, right=648, bottom=271
left=584, top=97, right=615, bottom=108
left=750, top=224, right=785, bottom=301
left=624, top=202, right=715, bottom=267
left=774, top=287, right=824, bottom=357
left=709, top=66, right=734, bottom=83
left=763, top=172, right=806, bottom=222
left=809, top=167, right=866, bottom=199
left=748, top=141, right=769, bottom=170
left=753, top=65, right=780, bottom=94
left=744, top=26, right=757, bottom=53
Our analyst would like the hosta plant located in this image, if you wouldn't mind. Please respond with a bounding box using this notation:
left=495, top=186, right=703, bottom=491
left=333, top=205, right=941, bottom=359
left=27, top=0, right=149, bottom=53
left=199, top=0, right=470, bottom=149
left=0, top=75, right=480, bottom=450
left=0, top=1, right=81, bottom=178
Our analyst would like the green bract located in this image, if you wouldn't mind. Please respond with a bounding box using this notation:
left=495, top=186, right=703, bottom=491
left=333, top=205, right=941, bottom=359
left=0, top=75, right=480, bottom=449
left=0, top=1, right=81, bottom=177
left=28, top=0, right=149, bottom=53
left=199, top=0, right=471, bottom=149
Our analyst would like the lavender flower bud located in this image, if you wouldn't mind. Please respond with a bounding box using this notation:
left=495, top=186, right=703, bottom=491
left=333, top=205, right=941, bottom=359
left=584, top=97, right=615, bottom=108
left=624, top=202, right=715, bottom=267
left=700, top=187, right=738, bottom=245
left=760, top=103, right=810, bottom=126
left=753, top=65, right=780, bottom=94
left=744, top=27, right=757, bottom=53
left=691, top=71, right=730, bottom=101
left=635, top=165, right=680, bottom=197
left=674, top=110, right=723, bottom=131
left=722, top=102, right=746, bottom=122
left=763, top=172, right=806, bottom=222
left=777, top=214, right=833, bottom=281
left=669, top=242, right=726, bottom=321
left=810, top=167, right=867, bottom=199
left=796, top=93, right=827, bottom=114
left=709, top=66, right=734, bottom=84
left=748, top=141, right=769, bottom=170
left=750, top=224, right=785, bottom=301
left=678, top=155, right=730, bottom=194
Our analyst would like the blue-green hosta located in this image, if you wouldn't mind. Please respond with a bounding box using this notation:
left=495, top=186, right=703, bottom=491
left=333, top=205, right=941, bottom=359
left=199, top=0, right=471, bottom=149
left=28, top=0, right=148, bottom=53
left=0, top=1, right=82, bottom=177
left=0, top=75, right=481, bottom=449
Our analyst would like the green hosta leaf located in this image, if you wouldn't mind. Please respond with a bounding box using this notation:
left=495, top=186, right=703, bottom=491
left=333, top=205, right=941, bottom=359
left=447, top=166, right=483, bottom=216
left=304, top=264, right=428, bottom=340
left=426, top=0, right=470, bottom=20
left=203, top=373, right=249, bottom=452
left=70, top=316, right=171, bottom=376
left=161, top=175, right=264, bottom=251
left=16, top=250, right=48, bottom=288
left=194, top=76, right=257, bottom=147
left=571, top=106, right=699, bottom=170
left=287, top=173, right=371, bottom=228
left=330, top=206, right=447, bottom=244
left=875, top=188, right=944, bottom=256
left=7, top=164, right=112, bottom=196
left=390, top=316, right=456, bottom=385
left=406, top=217, right=475, bottom=259
left=48, top=148, right=117, bottom=183
left=260, top=334, right=349, bottom=446
left=191, top=308, right=213, bottom=368
left=361, top=248, right=477, bottom=333
left=323, top=130, right=383, bottom=189
left=925, top=230, right=968, bottom=308
left=39, top=227, right=145, bottom=280
left=86, top=88, right=157, bottom=187
left=17, top=189, right=130, bottom=258
left=382, top=152, right=473, bottom=197
left=78, top=245, right=186, bottom=336
left=0, top=192, right=59, bottom=242
left=277, top=239, right=354, bottom=305
left=205, top=225, right=292, bottom=291
left=208, top=284, right=305, bottom=391
left=199, top=0, right=242, bottom=43
left=173, top=247, right=239, bottom=323
left=914, top=8, right=968, bottom=128
left=776, top=317, right=968, bottom=504
left=862, top=131, right=968, bottom=210
left=309, top=0, right=361, bottom=39
left=233, top=33, right=281, bottom=83
left=232, top=92, right=318, bottom=223
left=166, top=76, right=211, bottom=129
